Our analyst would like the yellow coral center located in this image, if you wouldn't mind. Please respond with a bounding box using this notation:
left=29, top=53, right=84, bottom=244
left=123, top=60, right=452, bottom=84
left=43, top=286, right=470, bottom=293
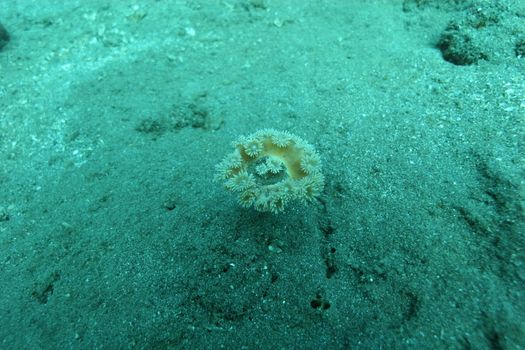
left=239, top=141, right=307, bottom=180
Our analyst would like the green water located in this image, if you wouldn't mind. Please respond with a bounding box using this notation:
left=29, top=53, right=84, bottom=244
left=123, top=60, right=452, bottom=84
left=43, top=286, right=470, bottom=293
left=0, top=1, right=524, bottom=349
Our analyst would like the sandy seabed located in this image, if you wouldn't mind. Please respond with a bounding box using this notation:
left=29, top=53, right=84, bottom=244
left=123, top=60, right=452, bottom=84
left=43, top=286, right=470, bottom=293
left=0, top=1, right=524, bottom=349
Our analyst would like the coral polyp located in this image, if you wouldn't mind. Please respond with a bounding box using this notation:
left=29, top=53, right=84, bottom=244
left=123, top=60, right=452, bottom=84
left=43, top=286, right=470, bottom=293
left=215, top=129, right=324, bottom=213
